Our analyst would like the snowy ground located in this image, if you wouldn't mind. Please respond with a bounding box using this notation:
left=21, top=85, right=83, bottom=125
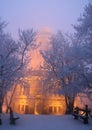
left=0, top=113, right=92, bottom=130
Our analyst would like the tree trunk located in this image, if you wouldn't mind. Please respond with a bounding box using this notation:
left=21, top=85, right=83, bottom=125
left=65, top=96, right=75, bottom=114
left=6, top=84, right=17, bottom=113
left=0, top=95, right=5, bottom=125
left=0, top=98, right=3, bottom=113
left=0, top=104, right=2, bottom=113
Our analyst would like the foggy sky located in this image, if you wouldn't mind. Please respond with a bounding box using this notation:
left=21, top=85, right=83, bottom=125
left=0, top=0, right=88, bottom=38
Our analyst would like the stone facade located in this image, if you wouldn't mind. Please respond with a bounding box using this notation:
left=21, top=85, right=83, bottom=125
left=11, top=94, right=66, bottom=115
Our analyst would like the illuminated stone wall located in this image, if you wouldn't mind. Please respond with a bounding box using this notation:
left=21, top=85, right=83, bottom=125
left=11, top=94, right=66, bottom=115
left=43, top=95, right=66, bottom=115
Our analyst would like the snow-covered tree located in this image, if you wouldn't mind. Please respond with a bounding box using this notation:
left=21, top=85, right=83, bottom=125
left=74, top=2, right=92, bottom=98
left=40, top=27, right=92, bottom=114
left=40, top=2, right=92, bottom=112
left=0, top=19, right=36, bottom=113
left=40, top=32, right=77, bottom=113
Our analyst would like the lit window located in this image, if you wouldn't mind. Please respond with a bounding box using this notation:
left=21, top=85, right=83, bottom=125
left=49, top=106, right=52, bottom=112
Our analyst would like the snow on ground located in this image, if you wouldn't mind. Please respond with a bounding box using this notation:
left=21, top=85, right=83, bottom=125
left=0, top=113, right=92, bottom=130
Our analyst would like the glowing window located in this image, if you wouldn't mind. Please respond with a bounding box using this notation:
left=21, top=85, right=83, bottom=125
left=21, top=105, right=24, bottom=111
left=58, top=107, right=61, bottom=112
left=49, top=106, right=52, bottom=112
left=54, top=107, right=57, bottom=113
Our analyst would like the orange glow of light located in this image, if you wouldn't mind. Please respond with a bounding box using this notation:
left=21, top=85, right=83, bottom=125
left=44, top=94, right=66, bottom=115
left=3, top=28, right=67, bottom=115
left=28, top=27, right=51, bottom=70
